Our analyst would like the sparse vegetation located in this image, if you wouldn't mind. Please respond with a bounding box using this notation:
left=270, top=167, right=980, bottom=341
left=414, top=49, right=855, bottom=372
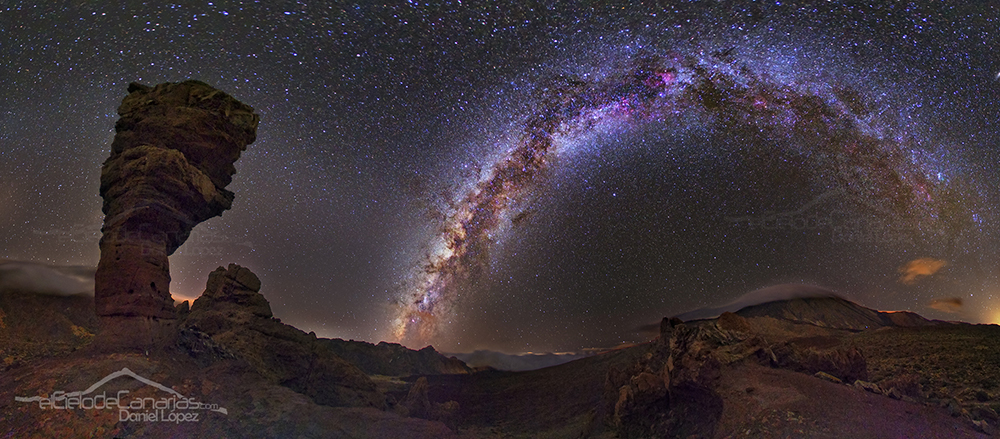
left=849, top=324, right=1000, bottom=420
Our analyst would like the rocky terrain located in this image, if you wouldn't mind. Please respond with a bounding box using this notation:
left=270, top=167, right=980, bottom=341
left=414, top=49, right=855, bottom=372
left=0, top=264, right=467, bottom=438
left=2, top=275, right=997, bottom=437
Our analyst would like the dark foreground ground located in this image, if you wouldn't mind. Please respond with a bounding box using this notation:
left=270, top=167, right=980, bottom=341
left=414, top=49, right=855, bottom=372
left=0, top=289, right=997, bottom=438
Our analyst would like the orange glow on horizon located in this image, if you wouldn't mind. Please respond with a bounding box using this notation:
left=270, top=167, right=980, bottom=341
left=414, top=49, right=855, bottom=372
left=171, top=292, right=199, bottom=305
left=989, top=308, right=1000, bottom=325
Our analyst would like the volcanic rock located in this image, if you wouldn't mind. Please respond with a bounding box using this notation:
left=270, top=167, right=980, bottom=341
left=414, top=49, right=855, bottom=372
left=94, top=80, right=259, bottom=320
left=398, top=376, right=433, bottom=418
left=183, top=264, right=384, bottom=408
left=771, top=339, right=868, bottom=383
left=814, top=371, right=843, bottom=384
left=608, top=306, right=877, bottom=436
left=854, top=379, right=885, bottom=395
left=194, top=263, right=271, bottom=319
left=608, top=320, right=724, bottom=438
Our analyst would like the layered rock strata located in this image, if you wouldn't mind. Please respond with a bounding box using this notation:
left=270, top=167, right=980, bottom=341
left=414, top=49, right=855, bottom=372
left=94, top=80, right=258, bottom=319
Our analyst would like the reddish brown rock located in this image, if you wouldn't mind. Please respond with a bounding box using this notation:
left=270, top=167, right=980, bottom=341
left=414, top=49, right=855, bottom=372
left=95, top=80, right=258, bottom=319
left=716, top=311, right=754, bottom=334
left=608, top=322, right=724, bottom=437
left=772, top=341, right=868, bottom=383
left=184, top=264, right=386, bottom=409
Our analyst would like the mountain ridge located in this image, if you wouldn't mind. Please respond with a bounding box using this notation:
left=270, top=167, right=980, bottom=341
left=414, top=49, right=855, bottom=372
left=732, top=295, right=939, bottom=331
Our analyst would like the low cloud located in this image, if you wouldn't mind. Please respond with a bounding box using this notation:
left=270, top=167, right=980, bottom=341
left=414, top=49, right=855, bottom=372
left=0, top=260, right=95, bottom=296
left=898, top=258, right=947, bottom=285
left=927, top=297, right=962, bottom=313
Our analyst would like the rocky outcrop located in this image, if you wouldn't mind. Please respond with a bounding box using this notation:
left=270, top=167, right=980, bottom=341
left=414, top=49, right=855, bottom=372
left=95, top=81, right=259, bottom=319
left=183, top=264, right=384, bottom=409
left=607, top=311, right=874, bottom=437
left=193, top=263, right=271, bottom=319
left=395, top=376, right=460, bottom=428
left=606, top=318, right=725, bottom=438
left=710, top=313, right=867, bottom=384
left=772, top=339, right=868, bottom=383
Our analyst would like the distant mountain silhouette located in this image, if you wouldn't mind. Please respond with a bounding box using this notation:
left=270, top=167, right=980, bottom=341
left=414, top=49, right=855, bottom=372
left=320, top=339, right=471, bottom=376
left=733, top=295, right=936, bottom=331
left=673, top=284, right=842, bottom=321
left=673, top=284, right=938, bottom=331
left=448, top=350, right=594, bottom=372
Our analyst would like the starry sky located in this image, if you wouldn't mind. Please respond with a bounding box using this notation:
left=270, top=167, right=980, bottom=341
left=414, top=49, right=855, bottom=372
left=3, top=1, right=1000, bottom=353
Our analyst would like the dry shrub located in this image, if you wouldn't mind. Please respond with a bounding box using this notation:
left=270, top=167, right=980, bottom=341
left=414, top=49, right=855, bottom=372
left=881, top=373, right=923, bottom=399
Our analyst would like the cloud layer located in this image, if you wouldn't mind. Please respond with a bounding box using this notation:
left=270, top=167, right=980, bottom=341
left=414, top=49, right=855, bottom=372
left=0, top=260, right=95, bottom=296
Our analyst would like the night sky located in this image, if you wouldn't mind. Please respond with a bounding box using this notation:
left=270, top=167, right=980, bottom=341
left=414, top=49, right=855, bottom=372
left=3, top=1, right=1000, bottom=353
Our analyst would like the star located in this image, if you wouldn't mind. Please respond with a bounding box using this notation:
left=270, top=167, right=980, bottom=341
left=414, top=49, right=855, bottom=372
left=2, top=1, right=998, bottom=353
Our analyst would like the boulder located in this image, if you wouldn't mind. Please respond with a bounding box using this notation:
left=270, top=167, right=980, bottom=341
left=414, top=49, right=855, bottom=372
left=193, top=264, right=272, bottom=319
left=396, top=376, right=461, bottom=429
left=854, top=380, right=884, bottom=395
left=772, top=342, right=868, bottom=383
left=398, top=377, right=432, bottom=419
left=815, top=371, right=843, bottom=384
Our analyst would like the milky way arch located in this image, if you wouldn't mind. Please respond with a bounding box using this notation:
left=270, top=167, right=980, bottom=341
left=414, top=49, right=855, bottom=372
left=392, top=50, right=965, bottom=344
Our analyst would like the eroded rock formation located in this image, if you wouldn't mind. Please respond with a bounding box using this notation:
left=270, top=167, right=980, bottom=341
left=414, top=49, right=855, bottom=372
left=607, top=317, right=725, bottom=438
left=607, top=312, right=869, bottom=437
left=183, top=264, right=386, bottom=408
left=95, top=80, right=259, bottom=319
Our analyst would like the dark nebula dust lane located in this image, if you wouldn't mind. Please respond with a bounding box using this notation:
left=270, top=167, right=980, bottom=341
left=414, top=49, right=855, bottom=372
left=393, top=47, right=983, bottom=346
left=3, top=2, right=1000, bottom=353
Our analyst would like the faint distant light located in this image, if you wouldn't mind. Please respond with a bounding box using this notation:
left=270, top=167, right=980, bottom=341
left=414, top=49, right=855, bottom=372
left=222, top=11, right=228, bottom=15
left=284, top=11, right=292, bottom=15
